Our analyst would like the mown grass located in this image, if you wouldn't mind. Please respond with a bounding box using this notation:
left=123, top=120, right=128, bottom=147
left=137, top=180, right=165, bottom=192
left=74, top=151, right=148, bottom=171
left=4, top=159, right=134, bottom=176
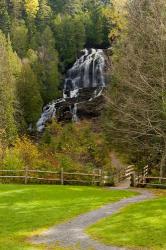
left=0, top=184, right=136, bottom=250
left=87, top=190, right=166, bottom=250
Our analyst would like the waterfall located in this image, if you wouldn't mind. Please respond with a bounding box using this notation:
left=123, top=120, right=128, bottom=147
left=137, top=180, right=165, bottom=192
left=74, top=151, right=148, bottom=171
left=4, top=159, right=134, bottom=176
left=37, top=48, right=106, bottom=132
left=63, top=48, right=105, bottom=97
left=36, top=103, right=56, bottom=132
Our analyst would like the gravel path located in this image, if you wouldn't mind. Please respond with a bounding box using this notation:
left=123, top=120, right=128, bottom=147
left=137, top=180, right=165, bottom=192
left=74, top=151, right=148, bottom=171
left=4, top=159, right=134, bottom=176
left=31, top=189, right=154, bottom=250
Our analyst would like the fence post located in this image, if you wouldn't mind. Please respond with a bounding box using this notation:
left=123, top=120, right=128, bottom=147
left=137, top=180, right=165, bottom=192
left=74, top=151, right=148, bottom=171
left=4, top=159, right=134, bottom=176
left=25, top=166, right=28, bottom=185
left=61, top=168, right=64, bottom=185
left=130, top=173, right=135, bottom=187
left=142, top=165, right=148, bottom=185
left=99, top=169, right=103, bottom=186
left=91, top=170, right=94, bottom=186
left=143, top=165, right=149, bottom=177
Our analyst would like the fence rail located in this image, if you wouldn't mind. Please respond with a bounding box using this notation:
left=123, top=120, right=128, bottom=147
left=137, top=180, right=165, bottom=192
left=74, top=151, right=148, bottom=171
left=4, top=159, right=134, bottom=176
left=138, top=176, right=166, bottom=188
left=125, top=165, right=135, bottom=178
left=130, top=165, right=166, bottom=188
left=0, top=168, right=112, bottom=186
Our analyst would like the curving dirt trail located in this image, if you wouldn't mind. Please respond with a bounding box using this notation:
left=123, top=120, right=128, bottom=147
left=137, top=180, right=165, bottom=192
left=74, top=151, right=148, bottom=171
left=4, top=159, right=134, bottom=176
left=31, top=188, right=154, bottom=250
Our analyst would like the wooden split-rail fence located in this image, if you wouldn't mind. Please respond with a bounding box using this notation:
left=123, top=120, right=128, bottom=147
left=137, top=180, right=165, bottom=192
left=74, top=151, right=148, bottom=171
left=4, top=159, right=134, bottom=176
left=0, top=165, right=165, bottom=188
left=116, top=165, right=135, bottom=183
left=0, top=168, right=113, bottom=186
left=123, top=165, right=166, bottom=188
left=121, top=165, right=152, bottom=187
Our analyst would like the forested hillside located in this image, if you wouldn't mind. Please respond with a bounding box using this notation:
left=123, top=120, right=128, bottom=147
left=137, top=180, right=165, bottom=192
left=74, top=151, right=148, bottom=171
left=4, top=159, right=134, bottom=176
left=0, top=0, right=116, bottom=139
left=0, top=0, right=120, bottom=175
left=1, top=0, right=165, bottom=179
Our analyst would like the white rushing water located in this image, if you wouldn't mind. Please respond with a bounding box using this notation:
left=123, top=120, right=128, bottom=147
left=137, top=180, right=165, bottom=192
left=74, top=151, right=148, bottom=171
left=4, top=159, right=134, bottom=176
left=36, top=48, right=106, bottom=132
left=72, top=103, right=78, bottom=122
left=63, top=48, right=105, bottom=96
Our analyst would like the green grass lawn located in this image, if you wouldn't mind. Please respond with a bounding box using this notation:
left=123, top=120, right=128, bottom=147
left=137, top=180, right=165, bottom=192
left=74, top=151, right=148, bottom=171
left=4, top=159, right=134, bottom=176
left=87, top=193, right=166, bottom=250
left=0, top=184, right=136, bottom=250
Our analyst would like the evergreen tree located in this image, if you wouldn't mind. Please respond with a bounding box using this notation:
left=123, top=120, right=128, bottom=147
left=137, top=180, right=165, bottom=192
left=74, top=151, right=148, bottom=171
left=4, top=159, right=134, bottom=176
left=17, top=60, right=43, bottom=127
left=0, top=0, right=10, bottom=34
left=85, top=1, right=104, bottom=47
left=48, top=0, right=66, bottom=12
left=37, top=26, right=60, bottom=103
left=53, top=14, right=85, bottom=69
left=8, top=0, right=23, bottom=19
left=36, top=0, right=52, bottom=30
left=24, top=0, right=39, bottom=43
left=73, top=15, right=86, bottom=54
left=64, top=0, right=83, bottom=15
left=11, top=20, right=28, bottom=57
left=0, top=31, right=18, bottom=144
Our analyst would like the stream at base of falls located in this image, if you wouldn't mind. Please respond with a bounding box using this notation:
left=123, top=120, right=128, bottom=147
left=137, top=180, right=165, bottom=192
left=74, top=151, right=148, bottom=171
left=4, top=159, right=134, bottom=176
left=37, top=48, right=106, bottom=132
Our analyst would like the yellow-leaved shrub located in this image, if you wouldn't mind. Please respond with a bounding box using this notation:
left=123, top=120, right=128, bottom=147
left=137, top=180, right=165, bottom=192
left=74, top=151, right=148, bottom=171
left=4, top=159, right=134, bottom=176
left=3, top=137, right=44, bottom=170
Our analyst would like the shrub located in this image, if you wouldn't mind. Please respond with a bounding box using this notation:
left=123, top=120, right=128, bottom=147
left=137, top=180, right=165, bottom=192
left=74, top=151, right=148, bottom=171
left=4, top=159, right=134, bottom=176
left=2, top=136, right=44, bottom=170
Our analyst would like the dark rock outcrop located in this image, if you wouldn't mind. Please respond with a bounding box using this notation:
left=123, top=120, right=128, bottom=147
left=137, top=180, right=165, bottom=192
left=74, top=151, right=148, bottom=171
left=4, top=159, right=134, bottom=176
left=56, top=87, right=106, bottom=121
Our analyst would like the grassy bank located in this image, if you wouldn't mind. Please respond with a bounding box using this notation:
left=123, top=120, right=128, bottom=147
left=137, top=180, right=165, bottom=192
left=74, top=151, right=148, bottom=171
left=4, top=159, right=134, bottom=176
left=0, top=184, right=136, bottom=250
left=87, top=191, right=166, bottom=250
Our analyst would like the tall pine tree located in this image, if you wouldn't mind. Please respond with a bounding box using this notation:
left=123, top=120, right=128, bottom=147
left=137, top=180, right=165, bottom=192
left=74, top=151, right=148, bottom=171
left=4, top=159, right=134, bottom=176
left=0, top=31, right=18, bottom=144
left=17, top=60, right=43, bottom=127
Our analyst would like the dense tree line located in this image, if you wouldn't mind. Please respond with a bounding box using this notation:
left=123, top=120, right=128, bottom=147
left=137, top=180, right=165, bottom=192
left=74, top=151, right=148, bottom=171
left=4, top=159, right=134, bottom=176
left=0, top=0, right=116, bottom=145
left=105, top=0, right=166, bottom=177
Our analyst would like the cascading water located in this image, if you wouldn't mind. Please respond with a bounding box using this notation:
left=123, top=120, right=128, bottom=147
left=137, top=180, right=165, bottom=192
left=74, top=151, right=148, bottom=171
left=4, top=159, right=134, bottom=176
left=37, top=48, right=106, bottom=132
left=63, top=48, right=105, bottom=98
left=72, top=103, right=78, bottom=122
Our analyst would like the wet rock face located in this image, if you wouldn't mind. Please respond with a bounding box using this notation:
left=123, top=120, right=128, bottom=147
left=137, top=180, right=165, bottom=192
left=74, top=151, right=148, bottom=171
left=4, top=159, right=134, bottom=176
left=37, top=49, right=107, bottom=132
left=57, top=87, right=106, bottom=122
